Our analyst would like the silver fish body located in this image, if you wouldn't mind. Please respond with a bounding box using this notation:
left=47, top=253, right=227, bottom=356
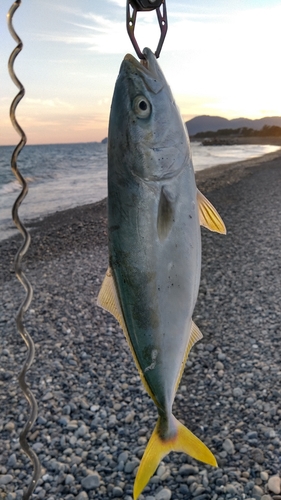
left=98, top=47, right=225, bottom=499
left=108, top=50, right=200, bottom=414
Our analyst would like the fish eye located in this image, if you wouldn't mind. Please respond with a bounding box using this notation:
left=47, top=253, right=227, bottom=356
left=133, top=95, right=151, bottom=119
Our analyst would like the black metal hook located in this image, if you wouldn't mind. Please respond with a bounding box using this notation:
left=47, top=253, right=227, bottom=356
left=126, top=0, right=168, bottom=59
left=129, top=0, right=164, bottom=11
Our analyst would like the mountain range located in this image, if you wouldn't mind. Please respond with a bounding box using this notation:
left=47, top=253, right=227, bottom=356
left=185, top=115, right=281, bottom=136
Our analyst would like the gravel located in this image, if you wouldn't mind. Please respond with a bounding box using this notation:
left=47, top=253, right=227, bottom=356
left=1, top=151, right=281, bottom=499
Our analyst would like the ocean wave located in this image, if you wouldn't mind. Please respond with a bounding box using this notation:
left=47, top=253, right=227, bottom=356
left=0, top=177, right=36, bottom=194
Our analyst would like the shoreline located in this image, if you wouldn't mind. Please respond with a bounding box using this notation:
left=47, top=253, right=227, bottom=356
left=195, top=146, right=281, bottom=193
left=1, top=146, right=281, bottom=245
left=190, top=136, right=281, bottom=147
left=1, top=141, right=281, bottom=498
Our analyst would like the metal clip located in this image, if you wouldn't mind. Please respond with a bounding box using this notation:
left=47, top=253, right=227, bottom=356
left=129, top=0, right=164, bottom=11
left=126, top=0, right=168, bottom=59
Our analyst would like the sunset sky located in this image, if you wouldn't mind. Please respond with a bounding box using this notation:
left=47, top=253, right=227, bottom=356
left=1, top=0, right=281, bottom=145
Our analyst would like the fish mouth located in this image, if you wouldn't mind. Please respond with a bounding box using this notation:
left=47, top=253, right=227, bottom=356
left=123, top=47, right=164, bottom=93
left=124, top=50, right=156, bottom=76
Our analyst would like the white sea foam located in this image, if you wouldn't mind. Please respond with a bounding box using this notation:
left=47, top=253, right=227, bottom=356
left=191, top=142, right=280, bottom=171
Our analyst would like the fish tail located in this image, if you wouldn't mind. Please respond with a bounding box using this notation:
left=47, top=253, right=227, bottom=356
left=134, top=414, right=217, bottom=500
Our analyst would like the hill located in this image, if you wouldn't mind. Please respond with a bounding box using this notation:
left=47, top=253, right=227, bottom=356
left=186, top=115, right=281, bottom=136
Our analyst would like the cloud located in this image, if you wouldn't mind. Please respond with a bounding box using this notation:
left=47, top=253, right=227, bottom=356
left=34, top=4, right=169, bottom=54
left=25, top=98, right=74, bottom=109
left=107, top=0, right=125, bottom=7
left=35, top=14, right=129, bottom=54
left=44, top=3, right=83, bottom=17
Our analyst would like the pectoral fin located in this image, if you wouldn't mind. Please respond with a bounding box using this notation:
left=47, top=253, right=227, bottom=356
left=157, top=185, right=175, bottom=241
left=197, top=190, right=226, bottom=234
left=97, top=268, right=157, bottom=404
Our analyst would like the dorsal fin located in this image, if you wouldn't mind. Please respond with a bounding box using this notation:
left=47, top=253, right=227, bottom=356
left=197, top=190, right=226, bottom=234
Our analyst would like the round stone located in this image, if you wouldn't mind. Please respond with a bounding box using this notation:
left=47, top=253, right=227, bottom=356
left=252, top=485, right=264, bottom=499
left=260, top=471, right=268, bottom=481
left=157, top=465, right=166, bottom=478
left=233, top=387, right=243, bottom=397
left=225, top=484, right=237, bottom=495
left=222, top=438, right=235, bottom=454
left=178, top=464, right=198, bottom=476
left=125, top=411, right=135, bottom=424
left=90, top=405, right=100, bottom=412
left=268, top=475, right=281, bottom=494
left=42, top=392, right=53, bottom=401
left=6, top=493, right=17, bottom=500
left=215, top=361, right=224, bottom=370
left=81, top=472, right=100, bottom=490
left=124, top=460, right=140, bottom=473
left=118, top=451, right=129, bottom=463
left=264, top=428, right=276, bottom=438
left=76, top=425, right=88, bottom=437
left=155, top=488, right=172, bottom=500
left=108, top=415, right=117, bottom=426
left=138, top=436, right=147, bottom=446
left=76, top=492, right=89, bottom=500
left=0, top=475, right=13, bottom=485
left=112, top=486, right=123, bottom=497
left=251, top=448, right=265, bottom=464
left=65, top=474, right=75, bottom=485
left=179, top=484, right=189, bottom=494
left=7, top=453, right=17, bottom=467
left=4, top=422, right=15, bottom=432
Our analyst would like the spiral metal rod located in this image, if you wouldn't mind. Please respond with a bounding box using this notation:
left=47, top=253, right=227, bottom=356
left=7, top=1, right=41, bottom=498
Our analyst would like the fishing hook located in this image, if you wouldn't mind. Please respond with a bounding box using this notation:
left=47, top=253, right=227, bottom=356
left=7, top=1, right=41, bottom=498
left=126, top=0, right=168, bottom=59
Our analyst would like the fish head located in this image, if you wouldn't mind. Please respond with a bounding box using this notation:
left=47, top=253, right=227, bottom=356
left=108, top=47, right=191, bottom=181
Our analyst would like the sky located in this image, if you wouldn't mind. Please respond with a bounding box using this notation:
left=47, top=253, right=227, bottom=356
left=1, top=0, right=281, bottom=145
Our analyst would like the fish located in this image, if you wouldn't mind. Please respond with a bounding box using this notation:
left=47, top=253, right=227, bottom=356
left=97, top=47, right=226, bottom=499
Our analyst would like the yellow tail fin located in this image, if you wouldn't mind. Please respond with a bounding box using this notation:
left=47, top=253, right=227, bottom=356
left=134, top=415, right=217, bottom=500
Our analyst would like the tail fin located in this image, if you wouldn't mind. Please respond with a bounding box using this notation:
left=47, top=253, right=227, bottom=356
left=134, top=415, right=217, bottom=500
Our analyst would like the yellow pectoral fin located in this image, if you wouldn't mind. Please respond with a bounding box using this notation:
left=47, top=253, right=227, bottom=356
left=134, top=415, right=217, bottom=500
left=97, top=268, right=157, bottom=404
left=197, top=189, right=226, bottom=234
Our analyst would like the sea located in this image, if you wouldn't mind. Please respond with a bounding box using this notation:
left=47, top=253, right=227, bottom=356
left=0, top=141, right=280, bottom=242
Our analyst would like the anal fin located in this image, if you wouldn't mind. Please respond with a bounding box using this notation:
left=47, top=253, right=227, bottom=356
left=97, top=268, right=157, bottom=404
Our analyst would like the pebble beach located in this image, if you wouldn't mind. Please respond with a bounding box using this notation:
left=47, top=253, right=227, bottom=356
left=1, top=149, right=281, bottom=500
